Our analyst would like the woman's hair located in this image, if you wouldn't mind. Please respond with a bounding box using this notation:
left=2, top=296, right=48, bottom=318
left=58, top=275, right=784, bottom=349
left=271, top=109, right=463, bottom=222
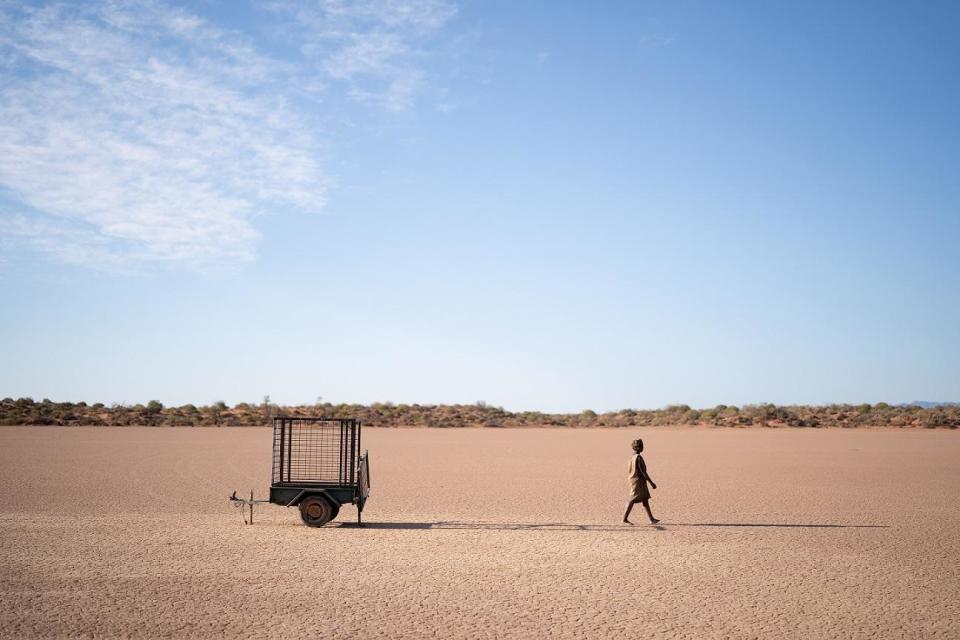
left=631, top=439, right=643, bottom=452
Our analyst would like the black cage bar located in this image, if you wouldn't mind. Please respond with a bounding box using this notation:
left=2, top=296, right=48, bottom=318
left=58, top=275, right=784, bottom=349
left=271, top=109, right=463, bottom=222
left=271, top=417, right=361, bottom=486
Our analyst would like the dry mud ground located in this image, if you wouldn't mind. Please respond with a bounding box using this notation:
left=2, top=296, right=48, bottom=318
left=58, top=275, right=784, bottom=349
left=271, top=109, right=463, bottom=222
left=1, top=427, right=958, bottom=639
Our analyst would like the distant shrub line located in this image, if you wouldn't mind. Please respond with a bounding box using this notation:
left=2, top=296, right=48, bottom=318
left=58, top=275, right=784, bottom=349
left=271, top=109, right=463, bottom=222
left=0, top=398, right=957, bottom=429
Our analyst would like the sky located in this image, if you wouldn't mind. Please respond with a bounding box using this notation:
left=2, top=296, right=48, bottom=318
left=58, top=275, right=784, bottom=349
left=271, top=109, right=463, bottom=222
left=1, top=1, right=958, bottom=412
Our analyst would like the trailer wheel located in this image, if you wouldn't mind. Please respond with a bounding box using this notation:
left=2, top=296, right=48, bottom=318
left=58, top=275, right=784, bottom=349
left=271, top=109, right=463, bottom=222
left=299, top=496, right=338, bottom=527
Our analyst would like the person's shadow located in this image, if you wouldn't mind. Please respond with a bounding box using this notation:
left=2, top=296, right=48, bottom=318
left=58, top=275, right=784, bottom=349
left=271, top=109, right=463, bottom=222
left=337, top=521, right=888, bottom=531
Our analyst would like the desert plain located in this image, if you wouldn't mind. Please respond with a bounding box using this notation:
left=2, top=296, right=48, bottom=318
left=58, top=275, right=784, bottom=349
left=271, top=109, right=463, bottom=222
left=1, top=426, right=958, bottom=639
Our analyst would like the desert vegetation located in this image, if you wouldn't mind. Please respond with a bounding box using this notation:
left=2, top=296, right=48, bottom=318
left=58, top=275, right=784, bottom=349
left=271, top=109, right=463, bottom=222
left=0, top=397, right=957, bottom=428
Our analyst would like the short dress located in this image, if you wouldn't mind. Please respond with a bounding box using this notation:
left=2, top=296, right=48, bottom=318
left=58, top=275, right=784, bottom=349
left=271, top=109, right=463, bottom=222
left=627, top=453, right=651, bottom=502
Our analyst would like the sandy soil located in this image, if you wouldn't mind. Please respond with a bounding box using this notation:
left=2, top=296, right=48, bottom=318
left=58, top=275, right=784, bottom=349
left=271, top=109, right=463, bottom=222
left=1, top=426, right=958, bottom=639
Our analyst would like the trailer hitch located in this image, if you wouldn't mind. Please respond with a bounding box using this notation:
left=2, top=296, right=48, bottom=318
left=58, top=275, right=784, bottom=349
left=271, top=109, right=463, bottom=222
left=229, top=490, right=271, bottom=525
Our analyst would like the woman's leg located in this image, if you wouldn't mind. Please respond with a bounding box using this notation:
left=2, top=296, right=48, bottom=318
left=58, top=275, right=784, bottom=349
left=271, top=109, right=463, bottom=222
left=623, top=500, right=635, bottom=524
left=641, top=499, right=659, bottom=524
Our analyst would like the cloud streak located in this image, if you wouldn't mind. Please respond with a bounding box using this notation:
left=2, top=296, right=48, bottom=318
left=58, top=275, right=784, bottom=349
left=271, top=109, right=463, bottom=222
left=0, top=0, right=456, bottom=269
left=270, top=0, right=456, bottom=111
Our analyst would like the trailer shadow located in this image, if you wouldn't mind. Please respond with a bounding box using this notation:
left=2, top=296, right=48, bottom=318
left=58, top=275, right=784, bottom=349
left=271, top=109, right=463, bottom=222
left=666, top=522, right=889, bottom=529
left=337, top=521, right=889, bottom=531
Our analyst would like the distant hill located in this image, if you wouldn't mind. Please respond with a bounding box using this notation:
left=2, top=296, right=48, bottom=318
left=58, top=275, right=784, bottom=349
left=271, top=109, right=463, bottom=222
left=902, top=401, right=960, bottom=409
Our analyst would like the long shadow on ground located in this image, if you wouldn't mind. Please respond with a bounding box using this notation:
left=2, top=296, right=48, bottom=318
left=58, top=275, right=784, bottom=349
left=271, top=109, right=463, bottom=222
left=338, top=521, right=889, bottom=531
left=667, top=522, right=889, bottom=528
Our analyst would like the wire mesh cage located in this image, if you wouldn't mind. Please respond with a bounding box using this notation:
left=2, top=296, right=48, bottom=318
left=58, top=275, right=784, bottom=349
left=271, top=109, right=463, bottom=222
left=271, top=417, right=361, bottom=487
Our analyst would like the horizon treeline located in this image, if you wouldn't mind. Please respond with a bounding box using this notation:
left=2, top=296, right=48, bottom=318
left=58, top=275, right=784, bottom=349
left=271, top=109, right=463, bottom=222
left=0, top=397, right=957, bottom=429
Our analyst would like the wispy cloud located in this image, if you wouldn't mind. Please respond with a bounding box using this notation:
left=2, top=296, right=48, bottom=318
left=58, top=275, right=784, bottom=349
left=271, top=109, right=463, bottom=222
left=0, top=0, right=456, bottom=270
left=269, top=0, right=456, bottom=112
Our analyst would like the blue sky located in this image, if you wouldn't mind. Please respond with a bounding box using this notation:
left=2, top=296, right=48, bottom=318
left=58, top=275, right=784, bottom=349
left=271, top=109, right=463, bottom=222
left=1, top=1, right=958, bottom=411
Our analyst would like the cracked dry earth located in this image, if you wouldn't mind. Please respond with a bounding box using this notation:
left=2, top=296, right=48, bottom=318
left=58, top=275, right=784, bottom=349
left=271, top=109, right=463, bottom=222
left=1, top=426, right=958, bottom=639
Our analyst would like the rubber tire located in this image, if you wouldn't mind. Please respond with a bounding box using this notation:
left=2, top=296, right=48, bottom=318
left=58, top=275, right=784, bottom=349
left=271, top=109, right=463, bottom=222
left=298, top=496, right=339, bottom=527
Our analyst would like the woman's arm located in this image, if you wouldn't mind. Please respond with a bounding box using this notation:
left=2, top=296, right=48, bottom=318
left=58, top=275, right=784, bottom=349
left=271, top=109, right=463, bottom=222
left=640, top=457, right=657, bottom=489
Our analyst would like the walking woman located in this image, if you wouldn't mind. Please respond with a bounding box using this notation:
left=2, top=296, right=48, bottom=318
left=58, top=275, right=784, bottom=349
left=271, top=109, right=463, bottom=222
left=623, top=438, right=659, bottom=524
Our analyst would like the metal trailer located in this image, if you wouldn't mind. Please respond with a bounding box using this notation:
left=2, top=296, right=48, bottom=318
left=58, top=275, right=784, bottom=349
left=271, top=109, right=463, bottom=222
left=230, top=416, right=371, bottom=527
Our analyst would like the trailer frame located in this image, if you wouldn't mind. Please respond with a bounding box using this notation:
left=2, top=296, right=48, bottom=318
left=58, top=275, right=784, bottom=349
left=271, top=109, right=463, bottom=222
left=266, top=416, right=370, bottom=526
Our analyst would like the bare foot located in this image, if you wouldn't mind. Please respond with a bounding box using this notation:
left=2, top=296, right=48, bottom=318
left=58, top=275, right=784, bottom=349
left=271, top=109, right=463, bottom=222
left=649, top=518, right=660, bottom=524
left=622, top=518, right=633, bottom=525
